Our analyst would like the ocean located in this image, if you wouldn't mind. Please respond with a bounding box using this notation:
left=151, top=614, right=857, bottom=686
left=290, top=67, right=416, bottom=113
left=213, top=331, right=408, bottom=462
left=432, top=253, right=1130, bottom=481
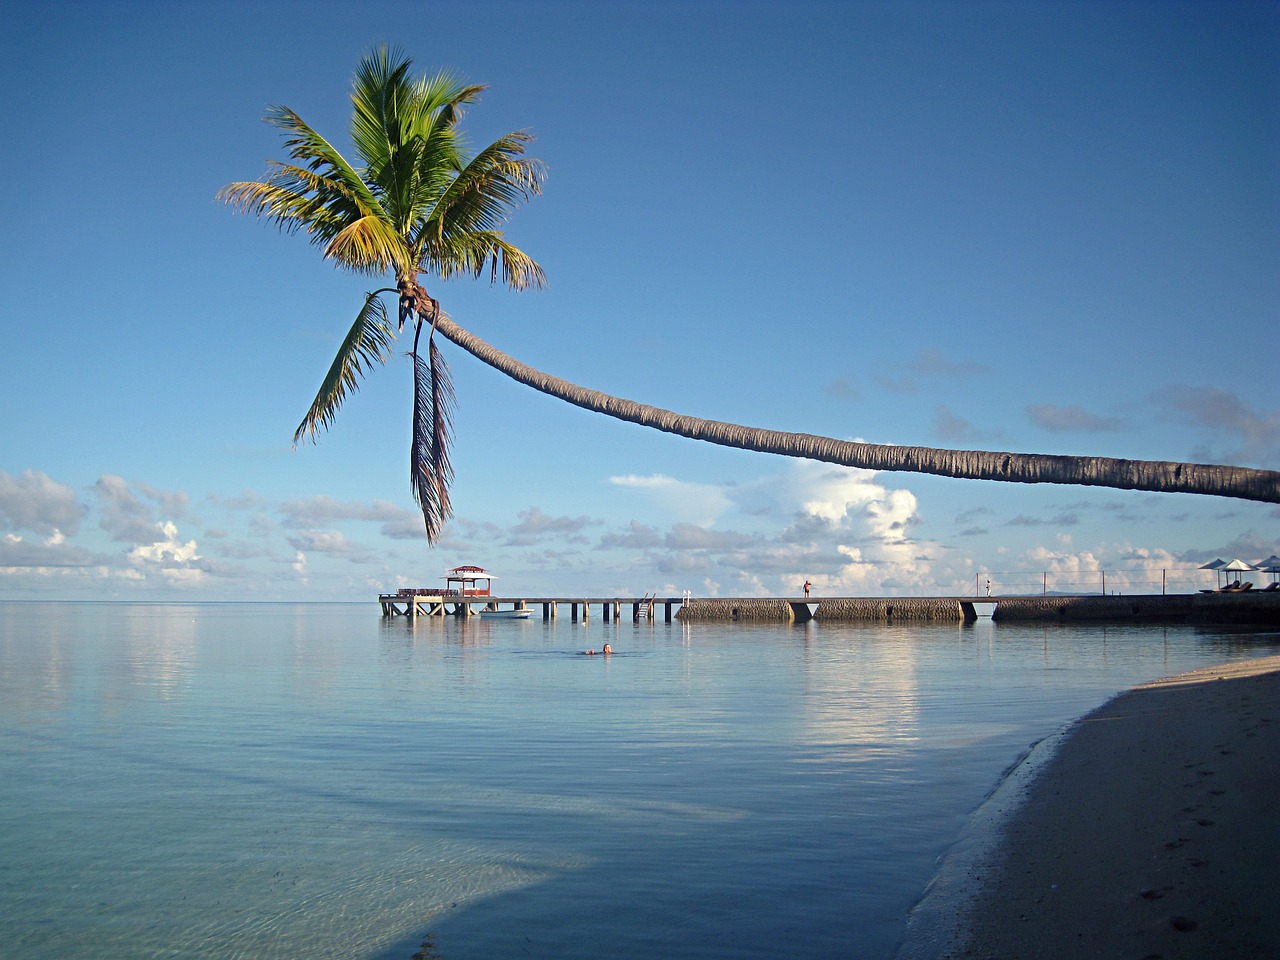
left=2, top=601, right=1277, bottom=959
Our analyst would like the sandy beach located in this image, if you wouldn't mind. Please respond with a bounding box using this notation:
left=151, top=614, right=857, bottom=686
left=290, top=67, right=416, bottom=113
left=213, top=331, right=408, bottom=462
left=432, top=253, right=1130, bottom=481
left=933, top=654, right=1280, bottom=960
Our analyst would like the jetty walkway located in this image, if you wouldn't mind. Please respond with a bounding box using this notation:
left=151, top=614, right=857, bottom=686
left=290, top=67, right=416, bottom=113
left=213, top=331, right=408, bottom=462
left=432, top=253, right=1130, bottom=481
left=379, top=591, right=1280, bottom=625
left=379, top=592, right=684, bottom=622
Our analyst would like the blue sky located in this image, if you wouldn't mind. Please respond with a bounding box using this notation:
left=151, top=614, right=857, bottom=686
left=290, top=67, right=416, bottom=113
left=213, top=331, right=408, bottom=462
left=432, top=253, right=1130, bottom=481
left=2, top=0, right=1277, bottom=601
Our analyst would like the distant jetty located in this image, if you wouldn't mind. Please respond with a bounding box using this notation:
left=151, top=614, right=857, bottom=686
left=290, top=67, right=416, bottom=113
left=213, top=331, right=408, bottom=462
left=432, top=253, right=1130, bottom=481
left=379, top=591, right=1280, bottom=625
left=679, top=593, right=1280, bottom=625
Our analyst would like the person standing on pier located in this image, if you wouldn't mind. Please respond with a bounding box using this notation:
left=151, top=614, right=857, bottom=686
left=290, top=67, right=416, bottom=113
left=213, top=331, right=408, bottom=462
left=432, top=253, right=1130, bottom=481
left=803, top=580, right=812, bottom=598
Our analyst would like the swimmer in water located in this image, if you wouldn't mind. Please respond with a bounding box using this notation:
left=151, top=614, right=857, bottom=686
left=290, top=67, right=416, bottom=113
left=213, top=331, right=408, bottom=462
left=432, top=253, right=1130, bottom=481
left=582, top=644, right=614, bottom=656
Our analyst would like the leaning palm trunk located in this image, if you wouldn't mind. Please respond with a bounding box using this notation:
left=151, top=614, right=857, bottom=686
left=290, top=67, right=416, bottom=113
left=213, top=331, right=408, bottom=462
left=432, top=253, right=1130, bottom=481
left=434, top=314, right=1280, bottom=503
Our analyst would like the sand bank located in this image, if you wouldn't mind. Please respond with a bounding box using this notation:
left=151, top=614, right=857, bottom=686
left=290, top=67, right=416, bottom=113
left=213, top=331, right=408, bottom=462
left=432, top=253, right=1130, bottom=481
left=904, top=655, right=1280, bottom=959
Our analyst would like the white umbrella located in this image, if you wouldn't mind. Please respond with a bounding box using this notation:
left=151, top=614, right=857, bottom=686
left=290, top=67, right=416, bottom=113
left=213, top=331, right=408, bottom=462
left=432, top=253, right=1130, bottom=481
left=1254, top=555, right=1280, bottom=584
left=1218, top=558, right=1256, bottom=590
left=1199, top=558, right=1227, bottom=589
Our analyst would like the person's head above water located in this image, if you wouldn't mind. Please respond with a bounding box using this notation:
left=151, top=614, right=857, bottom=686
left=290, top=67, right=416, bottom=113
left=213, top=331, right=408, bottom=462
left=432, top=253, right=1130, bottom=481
left=602, top=644, right=612, bottom=655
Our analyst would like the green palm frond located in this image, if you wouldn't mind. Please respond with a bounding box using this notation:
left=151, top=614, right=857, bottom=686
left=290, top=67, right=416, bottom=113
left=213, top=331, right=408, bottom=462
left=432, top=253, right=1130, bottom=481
left=410, top=334, right=455, bottom=542
left=427, top=132, right=545, bottom=240
left=265, top=106, right=385, bottom=218
left=294, top=291, right=397, bottom=445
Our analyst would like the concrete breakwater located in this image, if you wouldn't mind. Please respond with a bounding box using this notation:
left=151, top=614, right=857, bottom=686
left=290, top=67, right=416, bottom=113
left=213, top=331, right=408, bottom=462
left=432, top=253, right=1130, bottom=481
left=676, top=593, right=1280, bottom=625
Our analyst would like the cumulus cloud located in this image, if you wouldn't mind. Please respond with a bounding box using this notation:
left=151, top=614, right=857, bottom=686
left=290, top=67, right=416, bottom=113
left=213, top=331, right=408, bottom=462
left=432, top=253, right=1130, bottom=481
left=1011, top=544, right=1190, bottom=594
left=126, top=520, right=212, bottom=586
left=1026, top=404, right=1126, bottom=433
left=0, top=469, right=84, bottom=536
left=600, top=461, right=937, bottom=597
left=129, top=521, right=200, bottom=565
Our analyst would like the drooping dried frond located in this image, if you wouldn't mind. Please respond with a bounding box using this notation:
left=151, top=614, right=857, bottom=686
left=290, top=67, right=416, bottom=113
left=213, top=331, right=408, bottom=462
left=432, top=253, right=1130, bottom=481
left=410, top=334, right=456, bottom=542
left=294, top=291, right=397, bottom=445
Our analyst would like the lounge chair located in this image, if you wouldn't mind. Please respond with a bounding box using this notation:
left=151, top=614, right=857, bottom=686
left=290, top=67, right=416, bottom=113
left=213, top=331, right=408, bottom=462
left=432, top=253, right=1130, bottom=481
left=1262, top=582, right=1279, bottom=592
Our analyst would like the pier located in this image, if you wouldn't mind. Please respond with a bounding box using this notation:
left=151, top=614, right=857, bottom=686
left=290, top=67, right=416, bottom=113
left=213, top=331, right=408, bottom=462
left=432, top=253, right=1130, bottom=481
left=379, top=591, right=1280, bottom=625
left=379, top=592, right=682, bottom=622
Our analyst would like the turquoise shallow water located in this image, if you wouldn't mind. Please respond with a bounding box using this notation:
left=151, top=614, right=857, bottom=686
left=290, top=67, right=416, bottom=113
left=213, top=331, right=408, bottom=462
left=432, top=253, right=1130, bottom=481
left=2, top=602, right=1278, bottom=960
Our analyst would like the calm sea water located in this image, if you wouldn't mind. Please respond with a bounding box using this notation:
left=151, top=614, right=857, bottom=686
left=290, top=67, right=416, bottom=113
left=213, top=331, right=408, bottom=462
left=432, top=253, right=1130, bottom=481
left=2, top=602, right=1277, bottom=960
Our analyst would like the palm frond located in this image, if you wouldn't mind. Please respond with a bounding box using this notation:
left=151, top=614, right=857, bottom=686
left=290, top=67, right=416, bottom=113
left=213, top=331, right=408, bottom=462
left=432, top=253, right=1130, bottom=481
left=324, top=215, right=411, bottom=275
left=428, top=232, right=548, bottom=290
left=294, top=291, right=397, bottom=445
left=265, top=105, right=384, bottom=217
left=410, top=334, right=456, bottom=542
left=427, top=131, right=546, bottom=240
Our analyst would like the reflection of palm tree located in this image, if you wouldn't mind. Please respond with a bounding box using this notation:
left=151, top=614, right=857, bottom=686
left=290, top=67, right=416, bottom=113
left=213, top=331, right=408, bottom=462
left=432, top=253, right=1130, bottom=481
left=224, top=50, right=1280, bottom=544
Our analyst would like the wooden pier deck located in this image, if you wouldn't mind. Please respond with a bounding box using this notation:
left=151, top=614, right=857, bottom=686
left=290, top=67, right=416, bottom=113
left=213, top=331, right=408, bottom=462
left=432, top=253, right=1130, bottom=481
left=378, top=593, right=683, bottom=622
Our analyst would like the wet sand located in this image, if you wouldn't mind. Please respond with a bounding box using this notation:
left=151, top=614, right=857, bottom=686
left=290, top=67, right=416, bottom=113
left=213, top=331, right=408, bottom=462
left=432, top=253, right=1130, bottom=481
left=949, top=655, right=1280, bottom=959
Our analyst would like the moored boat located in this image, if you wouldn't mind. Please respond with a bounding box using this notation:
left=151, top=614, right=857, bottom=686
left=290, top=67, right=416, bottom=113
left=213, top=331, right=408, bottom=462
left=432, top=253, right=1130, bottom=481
left=479, top=609, right=532, bottom=620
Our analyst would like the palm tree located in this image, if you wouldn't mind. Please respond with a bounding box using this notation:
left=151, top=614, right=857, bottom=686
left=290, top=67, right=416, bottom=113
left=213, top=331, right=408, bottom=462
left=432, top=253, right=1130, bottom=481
left=219, top=47, right=546, bottom=541
left=224, top=50, right=1280, bottom=545
left=428, top=314, right=1279, bottom=502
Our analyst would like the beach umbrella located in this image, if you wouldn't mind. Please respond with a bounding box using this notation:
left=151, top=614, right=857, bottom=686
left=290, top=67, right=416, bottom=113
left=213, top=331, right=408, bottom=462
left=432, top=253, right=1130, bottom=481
left=1199, top=558, right=1227, bottom=589
left=1218, top=558, right=1256, bottom=589
left=1254, top=555, right=1280, bottom=583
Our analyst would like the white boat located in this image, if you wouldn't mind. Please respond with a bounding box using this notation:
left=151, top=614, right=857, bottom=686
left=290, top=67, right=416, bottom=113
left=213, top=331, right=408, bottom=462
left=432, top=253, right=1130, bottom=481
left=479, top=609, right=532, bottom=620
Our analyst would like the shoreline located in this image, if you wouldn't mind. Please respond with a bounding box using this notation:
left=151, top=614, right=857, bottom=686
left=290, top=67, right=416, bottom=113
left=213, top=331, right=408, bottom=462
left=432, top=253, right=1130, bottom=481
left=899, top=654, right=1280, bottom=959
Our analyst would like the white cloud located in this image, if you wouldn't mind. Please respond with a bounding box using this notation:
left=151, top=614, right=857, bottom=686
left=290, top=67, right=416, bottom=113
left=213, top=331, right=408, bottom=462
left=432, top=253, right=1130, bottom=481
left=0, top=470, right=84, bottom=535
left=129, top=521, right=200, bottom=565
left=600, top=461, right=941, bottom=597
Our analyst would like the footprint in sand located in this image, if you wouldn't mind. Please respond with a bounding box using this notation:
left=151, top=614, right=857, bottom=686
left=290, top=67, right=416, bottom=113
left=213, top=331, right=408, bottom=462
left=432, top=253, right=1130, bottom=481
left=1170, top=916, right=1198, bottom=932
